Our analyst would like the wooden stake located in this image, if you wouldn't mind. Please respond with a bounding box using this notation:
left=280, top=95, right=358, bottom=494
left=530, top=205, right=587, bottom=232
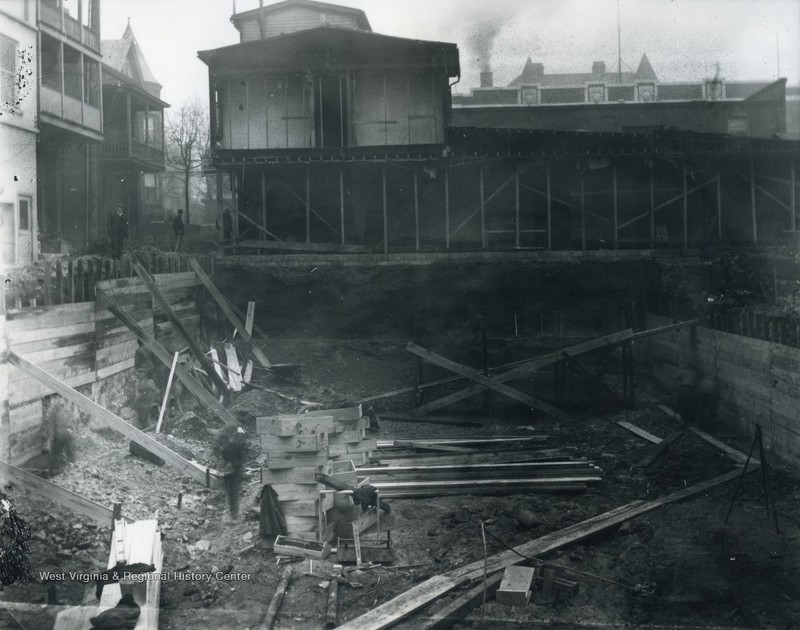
left=156, top=352, right=180, bottom=433
left=245, top=301, right=255, bottom=336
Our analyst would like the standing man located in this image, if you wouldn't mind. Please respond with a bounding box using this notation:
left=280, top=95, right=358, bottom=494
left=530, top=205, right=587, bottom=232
left=107, top=204, right=128, bottom=259
left=173, top=209, right=185, bottom=252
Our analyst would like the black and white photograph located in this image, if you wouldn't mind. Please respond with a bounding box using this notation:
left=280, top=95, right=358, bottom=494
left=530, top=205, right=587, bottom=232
left=1, top=0, right=800, bottom=628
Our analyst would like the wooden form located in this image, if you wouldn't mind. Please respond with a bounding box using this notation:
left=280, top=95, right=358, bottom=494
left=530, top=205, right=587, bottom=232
left=616, top=421, right=662, bottom=444
left=406, top=342, right=565, bottom=417
left=189, top=258, right=272, bottom=367
left=8, top=352, right=222, bottom=489
left=410, top=329, right=634, bottom=416
left=155, top=351, right=180, bottom=433
left=273, top=536, right=331, bottom=559
left=133, top=261, right=228, bottom=394
left=336, top=467, right=755, bottom=630
left=96, top=287, right=236, bottom=427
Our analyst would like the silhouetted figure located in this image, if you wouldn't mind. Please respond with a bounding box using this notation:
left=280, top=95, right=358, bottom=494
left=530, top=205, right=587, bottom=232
left=173, top=209, right=185, bottom=252
left=106, top=205, right=128, bottom=260
left=90, top=593, right=141, bottom=628
left=216, top=423, right=247, bottom=518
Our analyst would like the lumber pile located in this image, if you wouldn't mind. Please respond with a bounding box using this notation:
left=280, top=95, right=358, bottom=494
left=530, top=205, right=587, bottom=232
left=257, top=413, right=334, bottom=542
left=306, top=404, right=375, bottom=466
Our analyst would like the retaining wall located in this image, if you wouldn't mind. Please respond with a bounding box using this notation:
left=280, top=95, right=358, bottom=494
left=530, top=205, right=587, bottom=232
left=645, top=313, right=800, bottom=467
left=0, top=272, right=204, bottom=465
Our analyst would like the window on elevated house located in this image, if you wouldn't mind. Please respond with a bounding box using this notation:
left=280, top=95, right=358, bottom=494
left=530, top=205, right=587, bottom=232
left=63, top=45, right=81, bottom=100
left=588, top=84, right=606, bottom=103
left=1, top=35, right=18, bottom=111
left=728, top=113, right=749, bottom=136
left=520, top=86, right=538, bottom=105
left=83, top=58, right=99, bottom=107
left=637, top=83, right=655, bottom=102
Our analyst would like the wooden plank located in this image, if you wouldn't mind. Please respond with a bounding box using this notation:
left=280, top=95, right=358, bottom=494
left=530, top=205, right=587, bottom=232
left=8, top=352, right=222, bottom=488
left=156, top=352, right=180, bottom=434
left=304, top=405, right=362, bottom=421
left=636, top=430, right=684, bottom=468
left=189, top=258, right=272, bottom=367
left=688, top=427, right=754, bottom=465
left=0, top=460, right=131, bottom=527
left=246, top=301, right=255, bottom=336
left=257, top=414, right=335, bottom=436
left=133, top=261, right=227, bottom=395
left=9, top=321, right=97, bottom=346
left=337, top=468, right=753, bottom=630
left=418, top=573, right=504, bottom=630
left=224, top=343, right=243, bottom=392
left=261, top=433, right=328, bottom=453
left=265, top=452, right=329, bottom=470
left=406, top=342, right=565, bottom=417
left=633, top=319, right=698, bottom=340
left=372, top=450, right=573, bottom=468
left=95, top=287, right=236, bottom=427
left=616, top=421, right=662, bottom=444
left=262, top=467, right=329, bottom=485
left=412, top=330, right=633, bottom=416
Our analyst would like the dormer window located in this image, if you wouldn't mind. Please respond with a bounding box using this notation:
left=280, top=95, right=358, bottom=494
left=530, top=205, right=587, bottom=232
left=588, top=84, right=605, bottom=103
left=637, top=83, right=655, bottom=102
left=520, top=85, right=538, bottom=105
left=706, top=80, right=723, bottom=101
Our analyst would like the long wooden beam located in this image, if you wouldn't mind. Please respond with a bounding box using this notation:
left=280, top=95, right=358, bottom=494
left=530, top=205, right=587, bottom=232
left=405, top=342, right=565, bottom=417
left=133, top=261, right=228, bottom=394
left=189, top=258, right=272, bottom=367
left=411, top=329, right=633, bottom=416
left=8, top=352, right=222, bottom=488
left=95, top=287, right=237, bottom=426
left=0, top=460, right=132, bottom=527
left=337, top=467, right=754, bottom=630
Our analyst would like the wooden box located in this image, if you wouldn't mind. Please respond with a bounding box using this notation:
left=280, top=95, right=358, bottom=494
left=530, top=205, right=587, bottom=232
left=496, top=566, right=535, bottom=607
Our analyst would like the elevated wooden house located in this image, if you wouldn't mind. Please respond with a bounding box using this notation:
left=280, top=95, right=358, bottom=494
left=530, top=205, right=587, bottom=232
left=198, top=0, right=459, bottom=249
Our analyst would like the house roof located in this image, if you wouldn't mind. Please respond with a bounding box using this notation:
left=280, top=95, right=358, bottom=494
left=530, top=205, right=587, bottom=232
left=101, top=23, right=162, bottom=96
left=231, top=0, right=371, bottom=31
left=508, top=53, right=657, bottom=87
left=198, top=26, right=460, bottom=76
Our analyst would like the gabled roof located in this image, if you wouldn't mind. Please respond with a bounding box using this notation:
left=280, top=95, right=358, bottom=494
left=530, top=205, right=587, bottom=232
left=231, top=0, right=371, bottom=31
left=101, top=23, right=162, bottom=97
left=508, top=54, right=657, bottom=87
left=198, top=26, right=459, bottom=76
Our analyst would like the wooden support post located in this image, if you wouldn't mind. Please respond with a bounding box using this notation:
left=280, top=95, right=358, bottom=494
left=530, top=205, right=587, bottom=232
left=444, top=166, right=451, bottom=249
left=580, top=173, right=586, bottom=252
left=612, top=162, right=618, bottom=249
left=750, top=155, right=758, bottom=243
left=259, top=566, right=292, bottom=630
left=340, top=166, right=346, bottom=245
left=325, top=578, right=338, bottom=630
left=305, top=166, right=311, bottom=245
left=156, top=352, right=180, bottom=433
left=55, top=261, right=63, bottom=305
left=480, top=165, right=486, bottom=249
left=382, top=165, right=388, bottom=255
left=261, top=170, right=267, bottom=239
left=413, top=309, right=424, bottom=407
left=791, top=159, right=797, bottom=233
left=43, top=260, right=52, bottom=306
left=546, top=161, right=552, bottom=250
left=514, top=169, right=521, bottom=248
left=683, top=166, right=689, bottom=248
left=133, top=261, right=228, bottom=395
left=9, top=351, right=221, bottom=487
left=96, top=287, right=237, bottom=426
left=189, top=258, right=272, bottom=367
left=649, top=161, right=655, bottom=248
left=414, top=170, right=420, bottom=252
left=716, top=161, right=723, bottom=241
left=481, top=312, right=491, bottom=412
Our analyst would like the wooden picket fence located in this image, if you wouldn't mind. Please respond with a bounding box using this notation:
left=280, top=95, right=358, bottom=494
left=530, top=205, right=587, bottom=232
left=0, top=253, right=214, bottom=312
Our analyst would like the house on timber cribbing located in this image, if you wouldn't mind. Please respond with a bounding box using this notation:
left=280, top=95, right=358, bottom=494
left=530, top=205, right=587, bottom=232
left=200, top=0, right=800, bottom=252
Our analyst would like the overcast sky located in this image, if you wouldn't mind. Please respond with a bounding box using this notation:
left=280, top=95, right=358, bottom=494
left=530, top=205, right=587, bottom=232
left=97, top=0, right=800, bottom=108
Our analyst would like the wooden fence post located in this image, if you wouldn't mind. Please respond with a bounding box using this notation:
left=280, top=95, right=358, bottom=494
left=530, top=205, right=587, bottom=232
left=55, top=260, right=63, bottom=305
left=43, top=260, right=52, bottom=306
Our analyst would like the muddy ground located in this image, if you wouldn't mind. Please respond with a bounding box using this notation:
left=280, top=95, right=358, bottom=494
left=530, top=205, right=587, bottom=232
left=3, top=324, right=800, bottom=630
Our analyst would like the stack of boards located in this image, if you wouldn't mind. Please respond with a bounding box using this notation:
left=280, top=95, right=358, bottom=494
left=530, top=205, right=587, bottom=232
left=257, top=405, right=375, bottom=542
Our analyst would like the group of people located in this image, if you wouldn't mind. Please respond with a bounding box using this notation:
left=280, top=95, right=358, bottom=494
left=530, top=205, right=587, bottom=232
left=106, top=205, right=233, bottom=258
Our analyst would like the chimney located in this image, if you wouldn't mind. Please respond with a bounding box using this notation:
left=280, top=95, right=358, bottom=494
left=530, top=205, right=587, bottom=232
left=480, top=71, right=493, bottom=88
left=592, top=61, right=606, bottom=77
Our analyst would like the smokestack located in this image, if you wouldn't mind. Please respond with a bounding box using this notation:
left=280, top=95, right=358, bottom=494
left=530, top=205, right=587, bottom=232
left=480, top=71, right=493, bottom=88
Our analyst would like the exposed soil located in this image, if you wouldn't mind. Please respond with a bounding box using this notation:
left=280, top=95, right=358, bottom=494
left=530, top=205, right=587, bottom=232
left=3, top=258, right=800, bottom=629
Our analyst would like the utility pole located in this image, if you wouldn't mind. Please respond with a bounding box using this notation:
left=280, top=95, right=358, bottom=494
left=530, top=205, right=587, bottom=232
left=617, top=0, right=623, bottom=83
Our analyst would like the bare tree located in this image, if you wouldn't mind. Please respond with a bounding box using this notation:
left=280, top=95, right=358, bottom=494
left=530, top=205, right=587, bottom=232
left=165, top=99, right=209, bottom=224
